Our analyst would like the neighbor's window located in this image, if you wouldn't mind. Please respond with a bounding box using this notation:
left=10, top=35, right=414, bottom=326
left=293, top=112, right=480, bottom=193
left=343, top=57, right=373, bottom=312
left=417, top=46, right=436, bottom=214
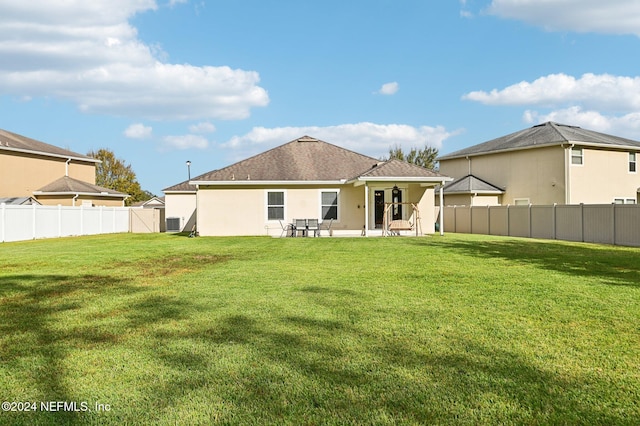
left=267, top=191, right=285, bottom=220
left=571, top=147, right=583, bottom=165
left=629, top=152, right=637, bottom=173
left=321, top=191, right=338, bottom=220
left=614, top=198, right=636, bottom=204
left=514, top=198, right=530, bottom=206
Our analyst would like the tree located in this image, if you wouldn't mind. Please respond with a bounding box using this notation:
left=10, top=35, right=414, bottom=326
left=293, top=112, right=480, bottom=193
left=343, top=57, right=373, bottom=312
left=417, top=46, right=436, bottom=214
left=88, top=148, right=152, bottom=206
left=383, top=143, right=439, bottom=170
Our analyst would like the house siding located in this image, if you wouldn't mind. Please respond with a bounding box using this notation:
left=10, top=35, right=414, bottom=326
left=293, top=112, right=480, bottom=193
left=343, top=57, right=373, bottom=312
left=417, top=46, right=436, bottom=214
left=570, top=148, right=640, bottom=204
left=440, top=146, right=566, bottom=205
left=0, top=150, right=95, bottom=198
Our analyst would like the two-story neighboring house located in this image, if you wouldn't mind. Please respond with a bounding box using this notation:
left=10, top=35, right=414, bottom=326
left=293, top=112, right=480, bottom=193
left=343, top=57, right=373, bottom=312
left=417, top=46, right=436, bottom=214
left=0, top=129, right=128, bottom=206
left=438, top=122, right=640, bottom=206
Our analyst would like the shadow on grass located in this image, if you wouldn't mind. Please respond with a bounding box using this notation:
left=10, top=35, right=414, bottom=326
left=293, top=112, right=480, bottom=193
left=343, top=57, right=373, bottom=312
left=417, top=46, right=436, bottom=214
left=417, top=237, right=640, bottom=288
left=141, top=286, right=635, bottom=424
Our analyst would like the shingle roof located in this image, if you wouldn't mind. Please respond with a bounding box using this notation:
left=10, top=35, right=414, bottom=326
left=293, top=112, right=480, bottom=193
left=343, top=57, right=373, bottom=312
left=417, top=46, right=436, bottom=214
left=195, top=136, right=380, bottom=182
left=34, top=176, right=128, bottom=197
left=442, top=175, right=504, bottom=194
left=189, top=136, right=448, bottom=185
left=0, top=129, right=97, bottom=162
left=163, top=179, right=197, bottom=192
left=357, top=159, right=443, bottom=179
left=439, top=122, right=640, bottom=160
left=0, top=197, right=41, bottom=205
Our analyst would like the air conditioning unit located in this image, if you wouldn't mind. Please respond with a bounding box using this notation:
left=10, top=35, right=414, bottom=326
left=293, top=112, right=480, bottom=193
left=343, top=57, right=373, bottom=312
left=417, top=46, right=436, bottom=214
left=166, top=217, right=181, bottom=232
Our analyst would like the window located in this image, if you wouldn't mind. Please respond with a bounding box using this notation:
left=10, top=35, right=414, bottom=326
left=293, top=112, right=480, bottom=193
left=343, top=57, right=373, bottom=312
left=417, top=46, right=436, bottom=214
left=571, top=147, right=583, bottom=165
left=321, top=191, right=338, bottom=220
left=630, top=152, right=637, bottom=173
left=514, top=198, right=530, bottom=206
left=267, top=191, right=285, bottom=220
left=614, top=198, right=636, bottom=204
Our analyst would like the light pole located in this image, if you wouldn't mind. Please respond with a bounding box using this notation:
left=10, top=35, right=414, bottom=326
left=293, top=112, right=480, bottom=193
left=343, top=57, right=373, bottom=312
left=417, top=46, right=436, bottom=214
left=186, top=160, right=191, bottom=181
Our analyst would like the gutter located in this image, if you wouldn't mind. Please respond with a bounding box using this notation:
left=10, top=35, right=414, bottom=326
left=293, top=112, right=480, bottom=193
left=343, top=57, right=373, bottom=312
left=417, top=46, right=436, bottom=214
left=0, top=146, right=100, bottom=163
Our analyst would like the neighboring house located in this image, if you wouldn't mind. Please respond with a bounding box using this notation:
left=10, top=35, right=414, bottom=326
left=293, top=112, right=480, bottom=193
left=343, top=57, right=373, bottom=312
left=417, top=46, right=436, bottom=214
left=167, top=136, right=451, bottom=237
left=131, top=196, right=165, bottom=209
left=0, top=129, right=128, bottom=206
left=438, top=122, right=640, bottom=206
left=163, top=180, right=197, bottom=233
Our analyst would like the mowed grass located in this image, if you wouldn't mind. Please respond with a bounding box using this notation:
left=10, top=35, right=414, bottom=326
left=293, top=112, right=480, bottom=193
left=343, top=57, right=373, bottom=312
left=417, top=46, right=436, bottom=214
left=0, top=233, right=639, bottom=425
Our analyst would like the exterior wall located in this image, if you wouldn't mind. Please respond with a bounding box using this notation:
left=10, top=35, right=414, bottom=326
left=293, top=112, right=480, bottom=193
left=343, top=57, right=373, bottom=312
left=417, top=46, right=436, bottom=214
left=439, top=146, right=566, bottom=205
left=164, top=192, right=197, bottom=232
left=197, top=185, right=365, bottom=237
left=0, top=150, right=95, bottom=197
left=570, top=147, right=640, bottom=204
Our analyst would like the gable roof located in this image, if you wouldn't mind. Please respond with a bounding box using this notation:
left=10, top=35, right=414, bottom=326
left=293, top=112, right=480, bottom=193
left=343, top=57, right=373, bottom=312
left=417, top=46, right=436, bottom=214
left=189, top=136, right=449, bottom=186
left=0, top=196, right=41, bottom=205
left=33, top=176, right=128, bottom=198
left=0, top=129, right=98, bottom=163
left=439, top=122, right=640, bottom=160
left=442, top=174, right=504, bottom=194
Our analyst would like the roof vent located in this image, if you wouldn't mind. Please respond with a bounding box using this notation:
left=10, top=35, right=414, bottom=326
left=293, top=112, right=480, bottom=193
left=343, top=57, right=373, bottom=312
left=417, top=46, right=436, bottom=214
left=297, top=136, right=317, bottom=142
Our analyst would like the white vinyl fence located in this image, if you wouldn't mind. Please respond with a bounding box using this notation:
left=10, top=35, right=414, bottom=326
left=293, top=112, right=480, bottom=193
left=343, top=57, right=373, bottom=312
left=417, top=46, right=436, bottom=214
left=0, top=203, right=130, bottom=243
left=443, top=204, right=640, bottom=247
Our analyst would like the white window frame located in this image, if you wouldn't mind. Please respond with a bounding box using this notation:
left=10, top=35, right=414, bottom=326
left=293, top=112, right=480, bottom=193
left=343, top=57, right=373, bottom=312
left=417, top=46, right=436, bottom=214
left=319, top=189, right=340, bottom=222
left=571, top=147, right=583, bottom=165
left=513, top=198, right=530, bottom=206
left=629, top=152, right=637, bottom=173
left=265, top=190, right=287, bottom=222
left=613, top=198, right=636, bottom=204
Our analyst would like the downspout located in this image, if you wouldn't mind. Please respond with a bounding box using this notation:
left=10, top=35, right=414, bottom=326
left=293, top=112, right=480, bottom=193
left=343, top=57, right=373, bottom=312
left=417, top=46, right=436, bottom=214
left=72, top=193, right=79, bottom=207
left=65, top=158, right=71, bottom=176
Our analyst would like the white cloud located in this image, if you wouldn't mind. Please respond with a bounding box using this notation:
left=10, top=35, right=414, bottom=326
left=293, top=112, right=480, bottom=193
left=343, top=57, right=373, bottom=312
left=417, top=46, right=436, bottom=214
left=377, top=82, right=399, bottom=95
left=487, top=0, right=640, bottom=36
left=463, top=73, right=640, bottom=111
left=523, top=107, right=640, bottom=138
left=222, top=122, right=460, bottom=161
left=0, top=0, right=269, bottom=120
left=163, top=134, right=209, bottom=150
left=124, top=123, right=152, bottom=139
left=189, top=122, right=216, bottom=134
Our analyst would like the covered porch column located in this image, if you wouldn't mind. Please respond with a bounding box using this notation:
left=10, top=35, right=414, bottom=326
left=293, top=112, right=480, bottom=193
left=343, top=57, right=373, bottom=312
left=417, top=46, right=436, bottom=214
left=364, top=182, right=369, bottom=237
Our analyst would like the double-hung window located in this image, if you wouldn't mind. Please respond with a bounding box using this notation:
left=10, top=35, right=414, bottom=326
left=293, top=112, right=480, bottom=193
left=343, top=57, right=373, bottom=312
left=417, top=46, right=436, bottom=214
left=630, top=152, right=637, bottom=173
left=321, top=191, right=338, bottom=220
left=571, top=147, right=583, bottom=165
left=267, top=191, right=285, bottom=221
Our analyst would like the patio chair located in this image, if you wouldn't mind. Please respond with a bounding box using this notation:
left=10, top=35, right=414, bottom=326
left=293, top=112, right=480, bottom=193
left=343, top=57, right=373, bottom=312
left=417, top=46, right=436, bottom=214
left=279, top=220, right=293, bottom=237
left=294, top=219, right=307, bottom=237
left=188, top=224, right=197, bottom=238
left=307, top=219, right=320, bottom=237
left=319, top=218, right=333, bottom=237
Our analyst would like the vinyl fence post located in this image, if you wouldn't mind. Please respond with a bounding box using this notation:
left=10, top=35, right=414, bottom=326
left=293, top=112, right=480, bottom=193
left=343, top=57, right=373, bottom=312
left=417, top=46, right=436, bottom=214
left=58, top=204, right=62, bottom=237
left=1, top=203, right=5, bottom=243
left=580, top=203, right=585, bottom=242
left=552, top=203, right=557, bottom=240
left=612, top=203, right=616, bottom=246
left=32, top=203, right=37, bottom=240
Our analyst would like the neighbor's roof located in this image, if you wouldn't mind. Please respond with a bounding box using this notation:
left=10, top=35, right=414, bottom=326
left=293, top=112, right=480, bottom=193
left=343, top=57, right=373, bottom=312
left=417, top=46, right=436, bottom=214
left=442, top=175, right=504, bottom=194
left=33, top=176, right=128, bottom=198
left=0, top=196, right=41, bottom=205
left=0, top=129, right=99, bottom=163
left=188, top=136, right=449, bottom=185
left=439, top=122, right=640, bottom=160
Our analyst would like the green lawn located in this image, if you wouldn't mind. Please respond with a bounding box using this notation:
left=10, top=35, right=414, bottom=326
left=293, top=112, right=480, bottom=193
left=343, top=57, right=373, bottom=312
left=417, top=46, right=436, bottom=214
left=0, top=233, right=639, bottom=425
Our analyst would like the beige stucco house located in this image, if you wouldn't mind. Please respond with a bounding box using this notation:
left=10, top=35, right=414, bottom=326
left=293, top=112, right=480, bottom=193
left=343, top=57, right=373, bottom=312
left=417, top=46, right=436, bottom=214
left=167, top=136, right=451, bottom=237
left=438, top=122, right=640, bottom=206
left=0, top=129, right=128, bottom=206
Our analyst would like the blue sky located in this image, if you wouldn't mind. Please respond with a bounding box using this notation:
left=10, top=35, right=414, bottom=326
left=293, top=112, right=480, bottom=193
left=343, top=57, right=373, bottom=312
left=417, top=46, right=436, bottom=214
left=1, top=0, right=640, bottom=195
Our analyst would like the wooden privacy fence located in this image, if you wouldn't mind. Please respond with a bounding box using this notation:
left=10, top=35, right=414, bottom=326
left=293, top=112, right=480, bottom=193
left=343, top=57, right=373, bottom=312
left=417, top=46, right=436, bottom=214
left=443, top=204, right=640, bottom=247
